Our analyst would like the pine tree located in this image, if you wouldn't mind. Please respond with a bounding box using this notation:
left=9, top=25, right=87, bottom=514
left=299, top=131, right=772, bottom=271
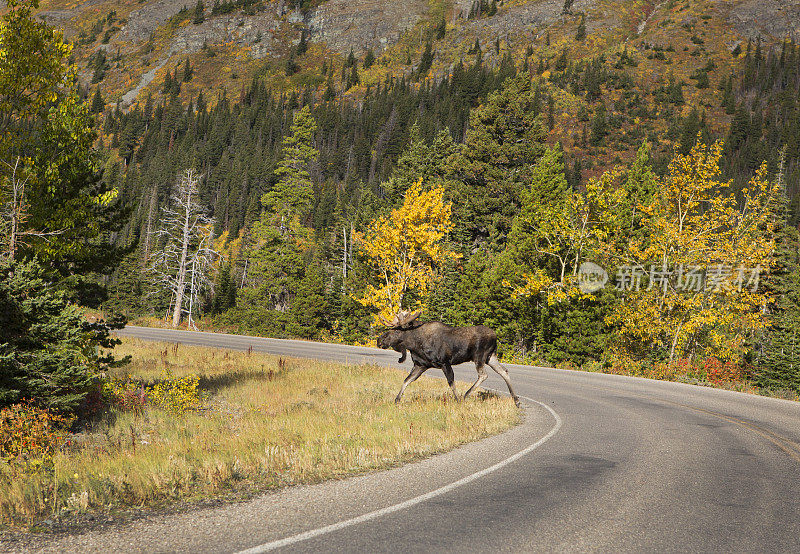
left=193, top=0, right=205, bottom=24
left=575, top=14, right=586, bottom=41
left=90, top=50, right=108, bottom=83
left=758, top=154, right=800, bottom=391
left=590, top=103, right=607, bottom=145
left=296, top=29, right=308, bottom=56
left=434, top=17, right=446, bottom=40
left=418, top=42, right=434, bottom=77
left=619, top=140, right=657, bottom=245
left=262, top=105, right=319, bottom=224
left=450, top=72, right=547, bottom=248
left=0, top=259, right=126, bottom=415
left=90, top=87, right=105, bottom=114
left=363, top=48, right=375, bottom=69
left=182, top=58, right=193, bottom=81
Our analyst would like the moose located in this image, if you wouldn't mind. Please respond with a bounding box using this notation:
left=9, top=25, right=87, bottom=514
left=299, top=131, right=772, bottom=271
left=377, top=311, right=521, bottom=408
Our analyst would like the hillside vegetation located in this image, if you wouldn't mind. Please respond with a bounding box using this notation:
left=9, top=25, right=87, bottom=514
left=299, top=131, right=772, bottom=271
left=59, top=0, right=796, bottom=395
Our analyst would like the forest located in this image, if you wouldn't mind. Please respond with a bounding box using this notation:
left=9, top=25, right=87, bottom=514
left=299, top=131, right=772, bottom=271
left=96, top=37, right=800, bottom=395
left=3, top=0, right=800, bottom=425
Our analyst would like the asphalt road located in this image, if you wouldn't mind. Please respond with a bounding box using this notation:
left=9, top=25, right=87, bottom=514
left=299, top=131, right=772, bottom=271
left=22, top=326, right=800, bottom=552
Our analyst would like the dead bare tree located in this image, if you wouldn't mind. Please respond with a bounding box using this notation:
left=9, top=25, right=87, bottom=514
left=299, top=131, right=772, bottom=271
left=148, top=169, right=218, bottom=328
left=1, top=156, right=64, bottom=261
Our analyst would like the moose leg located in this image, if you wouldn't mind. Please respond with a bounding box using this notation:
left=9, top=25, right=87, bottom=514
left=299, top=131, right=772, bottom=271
left=487, top=354, right=522, bottom=408
left=442, top=363, right=460, bottom=401
left=464, top=362, right=488, bottom=400
left=395, top=364, right=428, bottom=404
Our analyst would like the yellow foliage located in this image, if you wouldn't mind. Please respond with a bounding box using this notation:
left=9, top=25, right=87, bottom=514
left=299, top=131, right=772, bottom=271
left=608, top=140, right=780, bottom=361
left=213, top=229, right=242, bottom=268
left=357, top=178, right=458, bottom=324
left=514, top=169, right=625, bottom=303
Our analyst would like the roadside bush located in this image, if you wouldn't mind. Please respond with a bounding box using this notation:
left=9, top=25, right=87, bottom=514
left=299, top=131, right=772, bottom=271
left=0, top=402, right=72, bottom=473
left=149, top=373, right=202, bottom=415
left=701, top=357, right=744, bottom=384
left=106, top=373, right=203, bottom=415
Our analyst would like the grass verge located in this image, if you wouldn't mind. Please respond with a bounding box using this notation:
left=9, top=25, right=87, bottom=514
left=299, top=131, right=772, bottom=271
left=0, top=338, right=520, bottom=528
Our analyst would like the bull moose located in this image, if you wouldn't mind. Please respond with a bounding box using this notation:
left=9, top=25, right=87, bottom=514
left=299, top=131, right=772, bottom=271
left=377, top=311, right=521, bottom=408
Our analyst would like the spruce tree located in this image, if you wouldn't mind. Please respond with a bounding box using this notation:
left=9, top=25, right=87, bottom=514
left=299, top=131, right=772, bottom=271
left=90, top=87, right=105, bottom=114
left=575, top=14, right=587, bottom=41
left=758, top=156, right=800, bottom=392
left=450, top=72, right=547, bottom=248
left=418, top=42, right=434, bottom=77
left=0, top=260, right=126, bottom=415
left=193, top=0, right=205, bottom=24
left=589, top=103, right=607, bottom=145
left=262, top=104, right=319, bottom=224
left=363, top=48, right=375, bottom=69
left=182, top=58, right=193, bottom=81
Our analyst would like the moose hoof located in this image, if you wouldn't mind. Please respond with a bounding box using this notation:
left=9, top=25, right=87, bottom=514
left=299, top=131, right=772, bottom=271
left=514, top=398, right=522, bottom=408
left=394, top=396, right=401, bottom=404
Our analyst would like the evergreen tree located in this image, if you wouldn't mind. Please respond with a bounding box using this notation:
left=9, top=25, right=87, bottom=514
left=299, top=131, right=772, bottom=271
left=90, top=87, right=105, bottom=114
left=619, top=140, right=657, bottom=245
left=90, top=50, right=108, bottom=83
left=384, top=124, right=456, bottom=203
left=363, top=48, right=375, bottom=69
left=211, top=262, right=237, bottom=314
left=262, top=105, right=319, bottom=225
left=450, top=72, right=547, bottom=248
left=758, top=156, right=800, bottom=391
left=193, top=0, right=205, bottom=24
left=182, top=58, right=194, bottom=81
left=417, top=42, right=434, bottom=78
left=575, top=14, right=586, bottom=41
left=0, top=259, right=126, bottom=415
left=286, top=259, right=327, bottom=338
left=590, top=103, right=607, bottom=145
left=434, top=17, right=446, bottom=40
left=296, top=29, right=308, bottom=56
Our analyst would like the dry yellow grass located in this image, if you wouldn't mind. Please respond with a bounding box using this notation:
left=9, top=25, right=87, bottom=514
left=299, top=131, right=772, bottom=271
left=0, top=338, right=519, bottom=526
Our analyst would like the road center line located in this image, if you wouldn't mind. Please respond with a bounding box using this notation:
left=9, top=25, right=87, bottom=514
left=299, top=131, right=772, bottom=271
left=236, top=396, right=562, bottom=553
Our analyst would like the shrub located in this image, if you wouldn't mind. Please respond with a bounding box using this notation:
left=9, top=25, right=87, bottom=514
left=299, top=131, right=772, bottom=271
left=107, top=373, right=203, bottom=416
left=149, top=373, right=202, bottom=415
left=701, top=357, right=743, bottom=384
left=0, top=402, right=72, bottom=473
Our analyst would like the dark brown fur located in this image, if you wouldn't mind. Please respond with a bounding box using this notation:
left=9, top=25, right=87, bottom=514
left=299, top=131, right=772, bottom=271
left=378, top=322, right=521, bottom=407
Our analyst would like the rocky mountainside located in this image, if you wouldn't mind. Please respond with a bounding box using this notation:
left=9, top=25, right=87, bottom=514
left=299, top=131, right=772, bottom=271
left=31, top=0, right=799, bottom=108
left=23, top=0, right=800, bottom=186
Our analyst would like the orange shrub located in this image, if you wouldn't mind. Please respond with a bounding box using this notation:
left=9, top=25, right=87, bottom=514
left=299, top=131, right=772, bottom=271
left=0, top=403, right=72, bottom=473
left=701, top=357, right=744, bottom=384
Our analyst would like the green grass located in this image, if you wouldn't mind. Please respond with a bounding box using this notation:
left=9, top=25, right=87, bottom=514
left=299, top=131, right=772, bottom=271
left=0, top=338, right=520, bottom=527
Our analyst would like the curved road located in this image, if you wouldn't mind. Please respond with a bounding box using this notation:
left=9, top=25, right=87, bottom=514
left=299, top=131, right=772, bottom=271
left=27, top=326, right=800, bottom=552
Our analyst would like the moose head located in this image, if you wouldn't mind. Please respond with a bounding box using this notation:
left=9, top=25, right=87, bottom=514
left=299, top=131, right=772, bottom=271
left=377, top=310, right=421, bottom=363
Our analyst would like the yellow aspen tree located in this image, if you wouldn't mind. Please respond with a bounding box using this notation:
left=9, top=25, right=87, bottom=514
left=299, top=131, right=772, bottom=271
left=608, top=140, right=780, bottom=362
left=357, top=178, right=458, bottom=323
left=511, top=166, right=625, bottom=304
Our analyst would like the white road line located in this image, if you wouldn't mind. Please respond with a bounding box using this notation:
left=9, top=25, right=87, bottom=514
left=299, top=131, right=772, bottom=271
left=236, top=396, right=563, bottom=553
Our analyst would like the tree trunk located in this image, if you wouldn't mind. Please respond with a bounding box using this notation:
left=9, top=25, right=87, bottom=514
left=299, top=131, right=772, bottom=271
left=171, top=185, right=192, bottom=327
left=144, top=185, right=157, bottom=261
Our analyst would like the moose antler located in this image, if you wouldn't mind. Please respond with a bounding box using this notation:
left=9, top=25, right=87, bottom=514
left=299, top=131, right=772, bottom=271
left=393, top=310, right=421, bottom=328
